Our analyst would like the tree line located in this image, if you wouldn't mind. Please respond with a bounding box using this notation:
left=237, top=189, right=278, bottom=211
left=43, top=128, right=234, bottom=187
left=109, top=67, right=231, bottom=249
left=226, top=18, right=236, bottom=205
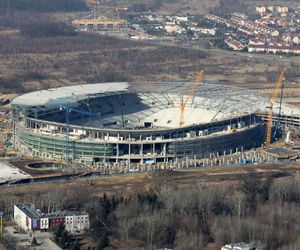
left=82, top=176, right=300, bottom=249
left=0, top=0, right=88, bottom=13
left=0, top=175, right=299, bottom=249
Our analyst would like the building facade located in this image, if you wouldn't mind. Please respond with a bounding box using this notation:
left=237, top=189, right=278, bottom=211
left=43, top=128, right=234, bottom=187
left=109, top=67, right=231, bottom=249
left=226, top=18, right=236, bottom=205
left=12, top=82, right=269, bottom=166
left=14, top=204, right=89, bottom=234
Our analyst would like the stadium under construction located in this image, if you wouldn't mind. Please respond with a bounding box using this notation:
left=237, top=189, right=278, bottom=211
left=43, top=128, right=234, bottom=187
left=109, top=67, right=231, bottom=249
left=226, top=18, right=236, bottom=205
left=11, top=80, right=300, bottom=167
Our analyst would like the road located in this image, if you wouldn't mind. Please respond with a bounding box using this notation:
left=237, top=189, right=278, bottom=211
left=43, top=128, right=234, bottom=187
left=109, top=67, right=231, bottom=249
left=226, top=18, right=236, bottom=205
left=148, top=39, right=300, bottom=65
left=89, top=28, right=300, bottom=66
left=68, top=7, right=300, bottom=66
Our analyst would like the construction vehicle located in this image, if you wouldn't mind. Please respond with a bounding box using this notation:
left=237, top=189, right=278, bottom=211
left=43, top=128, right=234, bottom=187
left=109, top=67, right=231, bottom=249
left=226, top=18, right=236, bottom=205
left=265, top=71, right=285, bottom=148
left=179, top=69, right=205, bottom=126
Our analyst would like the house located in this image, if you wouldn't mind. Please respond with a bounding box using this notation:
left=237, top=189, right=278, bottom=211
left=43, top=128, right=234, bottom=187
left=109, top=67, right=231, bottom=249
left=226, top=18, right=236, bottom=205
left=225, top=37, right=245, bottom=51
left=14, top=204, right=90, bottom=235
left=283, top=33, right=300, bottom=45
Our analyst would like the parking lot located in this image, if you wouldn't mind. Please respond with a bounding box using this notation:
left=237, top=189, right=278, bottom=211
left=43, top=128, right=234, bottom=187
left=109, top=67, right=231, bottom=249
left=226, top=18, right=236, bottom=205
left=3, top=226, right=61, bottom=250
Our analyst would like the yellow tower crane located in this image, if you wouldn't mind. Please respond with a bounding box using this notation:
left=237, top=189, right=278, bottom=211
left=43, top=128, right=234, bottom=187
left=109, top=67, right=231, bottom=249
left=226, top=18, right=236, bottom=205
left=179, top=69, right=205, bottom=127
left=265, top=70, right=285, bottom=148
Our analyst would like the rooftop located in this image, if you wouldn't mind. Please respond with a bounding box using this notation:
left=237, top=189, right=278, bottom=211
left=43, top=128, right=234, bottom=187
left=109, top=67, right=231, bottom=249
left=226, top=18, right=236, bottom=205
left=16, top=204, right=88, bottom=219
left=0, top=162, right=31, bottom=184
left=12, top=82, right=129, bottom=108
left=12, top=81, right=300, bottom=129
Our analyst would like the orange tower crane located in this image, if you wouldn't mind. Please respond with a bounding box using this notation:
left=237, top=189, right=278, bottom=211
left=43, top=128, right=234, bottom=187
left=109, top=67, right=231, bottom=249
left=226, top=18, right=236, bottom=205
left=265, top=71, right=285, bottom=147
left=179, top=69, right=205, bottom=127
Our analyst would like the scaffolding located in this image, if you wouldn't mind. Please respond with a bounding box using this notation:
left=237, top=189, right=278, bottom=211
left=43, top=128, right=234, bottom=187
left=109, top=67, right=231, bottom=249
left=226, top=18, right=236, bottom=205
left=12, top=81, right=288, bottom=166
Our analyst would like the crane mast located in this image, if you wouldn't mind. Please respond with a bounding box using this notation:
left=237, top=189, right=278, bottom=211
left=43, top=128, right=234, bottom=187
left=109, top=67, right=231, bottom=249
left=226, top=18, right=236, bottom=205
left=265, top=71, right=285, bottom=147
left=179, top=69, right=205, bottom=127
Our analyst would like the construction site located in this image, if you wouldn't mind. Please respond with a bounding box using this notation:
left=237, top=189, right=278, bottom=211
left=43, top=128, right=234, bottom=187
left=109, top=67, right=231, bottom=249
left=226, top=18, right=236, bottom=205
left=72, top=3, right=128, bottom=32
left=5, top=70, right=298, bottom=171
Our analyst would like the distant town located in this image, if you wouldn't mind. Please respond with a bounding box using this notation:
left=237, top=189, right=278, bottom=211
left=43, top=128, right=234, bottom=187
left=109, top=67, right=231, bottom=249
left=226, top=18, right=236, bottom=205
left=73, top=4, right=300, bottom=56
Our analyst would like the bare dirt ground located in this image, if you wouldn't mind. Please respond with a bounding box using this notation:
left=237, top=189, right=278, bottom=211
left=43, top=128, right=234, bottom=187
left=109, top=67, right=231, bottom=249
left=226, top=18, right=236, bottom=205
left=1, top=0, right=300, bottom=95
left=86, top=0, right=219, bottom=14
left=0, top=30, right=298, bottom=96
left=1, top=163, right=299, bottom=199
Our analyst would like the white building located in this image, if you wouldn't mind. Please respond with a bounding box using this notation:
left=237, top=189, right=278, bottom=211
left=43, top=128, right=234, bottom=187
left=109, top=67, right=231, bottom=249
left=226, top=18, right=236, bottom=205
left=191, top=27, right=216, bottom=36
left=65, top=214, right=90, bottom=235
left=221, top=242, right=256, bottom=250
left=164, top=24, right=182, bottom=34
left=14, top=205, right=30, bottom=231
left=40, top=217, right=49, bottom=230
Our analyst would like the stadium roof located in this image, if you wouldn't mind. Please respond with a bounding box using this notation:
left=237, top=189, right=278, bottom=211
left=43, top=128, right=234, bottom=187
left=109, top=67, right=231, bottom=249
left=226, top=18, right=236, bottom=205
left=12, top=82, right=129, bottom=108
left=11, top=81, right=300, bottom=122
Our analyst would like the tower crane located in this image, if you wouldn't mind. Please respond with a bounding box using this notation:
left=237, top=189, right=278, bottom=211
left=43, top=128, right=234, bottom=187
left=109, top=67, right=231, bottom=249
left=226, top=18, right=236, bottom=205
left=60, top=106, right=96, bottom=162
left=265, top=70, right=285, bottom=148
left=179, top=69, right=205, bottom=127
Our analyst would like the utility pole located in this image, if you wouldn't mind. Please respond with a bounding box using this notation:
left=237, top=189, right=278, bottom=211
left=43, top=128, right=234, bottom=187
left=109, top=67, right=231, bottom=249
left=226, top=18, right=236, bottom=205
left=0, top=210, right=4, bottom=238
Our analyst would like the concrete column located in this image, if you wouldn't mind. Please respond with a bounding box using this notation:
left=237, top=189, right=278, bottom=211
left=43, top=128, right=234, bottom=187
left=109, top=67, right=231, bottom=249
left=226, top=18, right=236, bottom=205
left=153, top=143, right=155, bottom=155
left=116, top=143, right=119, bottom=163
left=128, top=143, right=131, bottom=169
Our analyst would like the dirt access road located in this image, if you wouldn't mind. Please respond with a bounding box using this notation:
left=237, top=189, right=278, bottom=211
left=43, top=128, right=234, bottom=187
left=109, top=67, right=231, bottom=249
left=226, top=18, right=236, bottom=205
left=1, top=162, right=299, bottom=198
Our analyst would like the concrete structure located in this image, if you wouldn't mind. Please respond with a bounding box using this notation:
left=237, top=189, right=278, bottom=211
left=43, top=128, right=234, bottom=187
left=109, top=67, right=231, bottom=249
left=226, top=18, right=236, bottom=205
left=256, top=6, right=288, bottom=14
left=14, top=204, right=89, bottom=235
left=72, top=17, right=128, bottom=32
left=11, top=81, right=300, bottom=167
left=0, top=162, right=31, bottom=185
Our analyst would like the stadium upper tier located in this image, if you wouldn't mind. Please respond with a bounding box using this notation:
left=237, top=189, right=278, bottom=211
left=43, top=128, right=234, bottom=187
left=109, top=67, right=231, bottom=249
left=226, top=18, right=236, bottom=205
left=12, top=81, right=299, bottom=130
left=12, top=82, right=129, bottom=108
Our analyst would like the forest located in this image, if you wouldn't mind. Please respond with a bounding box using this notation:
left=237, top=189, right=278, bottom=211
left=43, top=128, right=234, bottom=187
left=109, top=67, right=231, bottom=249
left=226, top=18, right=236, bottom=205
left=1, top=174, right=299, bottom=249
left=0, top=0, right=88, bottom=13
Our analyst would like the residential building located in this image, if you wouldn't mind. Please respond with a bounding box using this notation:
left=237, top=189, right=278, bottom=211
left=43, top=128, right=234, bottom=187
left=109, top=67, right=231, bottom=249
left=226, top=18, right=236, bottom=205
left=256, top=6, right=267, bottom=14
left=283, top=33, right=300, bottom=44
left=248, top=44, right=300, bottom=54
left=256, top=6, right=288, bottom=14
left=225, top=36, right=245, bottom=51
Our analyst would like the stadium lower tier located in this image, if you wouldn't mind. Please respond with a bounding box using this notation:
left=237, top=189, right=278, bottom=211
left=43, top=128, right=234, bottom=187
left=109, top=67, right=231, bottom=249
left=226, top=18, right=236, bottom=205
left=14, top=114, right=265, bottom=166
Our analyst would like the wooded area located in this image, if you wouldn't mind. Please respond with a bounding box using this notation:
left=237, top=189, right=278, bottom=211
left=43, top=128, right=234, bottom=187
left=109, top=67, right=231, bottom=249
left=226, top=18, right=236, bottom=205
left=0, top=0, right=88, bottom=13
left=1, top=175, right=299, bottom=249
